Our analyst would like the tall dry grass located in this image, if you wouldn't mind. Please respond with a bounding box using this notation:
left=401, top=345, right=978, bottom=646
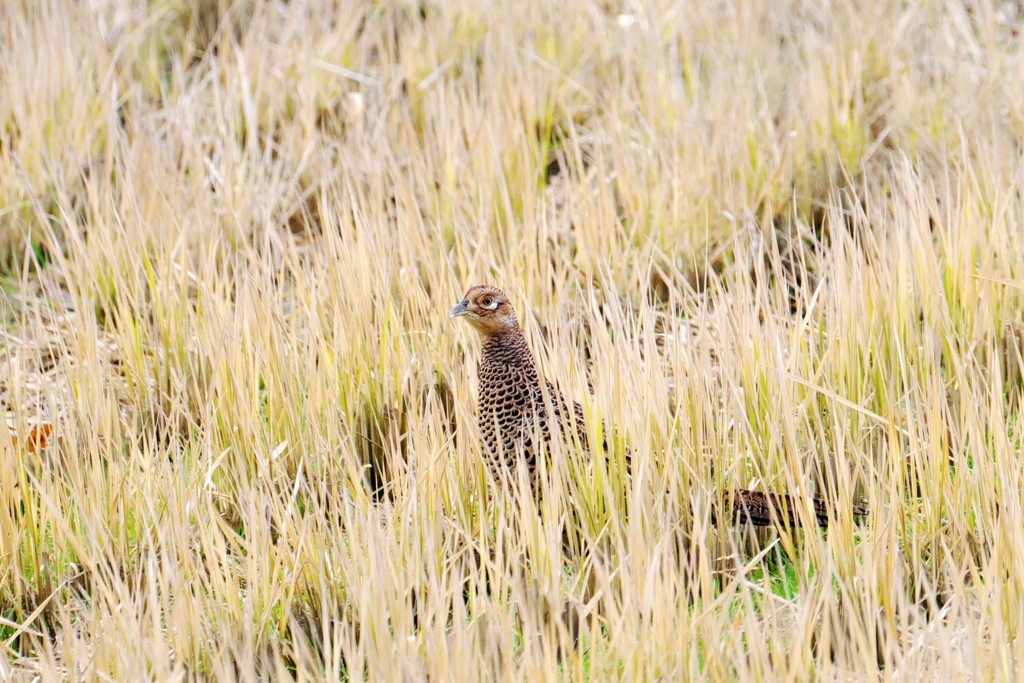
left=2, top=0, right=1024, bottom=679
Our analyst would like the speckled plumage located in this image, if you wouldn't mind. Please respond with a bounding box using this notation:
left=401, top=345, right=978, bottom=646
left=475, top=327, right=589, bottom=480
left=452, top=285, right=867, bottom=527
left=450, top=286, right=589, bottom=483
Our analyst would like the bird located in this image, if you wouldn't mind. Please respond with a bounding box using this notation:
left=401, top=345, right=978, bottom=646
left=450, top=284, right=868, bottom=528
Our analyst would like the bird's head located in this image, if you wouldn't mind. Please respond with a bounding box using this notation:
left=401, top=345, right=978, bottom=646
left=450, top=285, right=519, bottom=336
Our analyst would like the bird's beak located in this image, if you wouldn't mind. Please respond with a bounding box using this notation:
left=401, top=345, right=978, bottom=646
left=450, top=300, right=471, bottom=318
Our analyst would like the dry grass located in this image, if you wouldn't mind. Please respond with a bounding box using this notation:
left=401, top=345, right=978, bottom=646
left=1, top=0, right=1024, bottom=679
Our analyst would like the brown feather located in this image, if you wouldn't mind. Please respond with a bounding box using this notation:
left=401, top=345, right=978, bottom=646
left=728, top=489, right=869, bottom=528
left=454, top=286, right=869, bottom=528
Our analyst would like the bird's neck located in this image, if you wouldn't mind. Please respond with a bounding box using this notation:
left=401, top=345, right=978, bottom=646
left=479, top=328, right=536, bottom=371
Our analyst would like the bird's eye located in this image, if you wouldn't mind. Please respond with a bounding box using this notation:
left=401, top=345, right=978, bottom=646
left=481, top=297, right=498, bottom=310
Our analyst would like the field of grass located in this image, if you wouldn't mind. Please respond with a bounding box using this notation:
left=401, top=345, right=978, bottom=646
left=2, top=0, right=1024, bottom=679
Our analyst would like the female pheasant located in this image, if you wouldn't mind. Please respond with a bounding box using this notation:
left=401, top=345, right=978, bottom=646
left=451, top=285, right=867, bottom=527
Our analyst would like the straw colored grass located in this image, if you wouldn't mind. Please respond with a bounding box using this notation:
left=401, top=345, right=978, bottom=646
left=2, top=0, right=1024, bottom=679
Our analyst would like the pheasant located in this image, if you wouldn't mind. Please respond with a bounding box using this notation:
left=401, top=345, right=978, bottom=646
left=451, top=285, right=868, bottom=527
